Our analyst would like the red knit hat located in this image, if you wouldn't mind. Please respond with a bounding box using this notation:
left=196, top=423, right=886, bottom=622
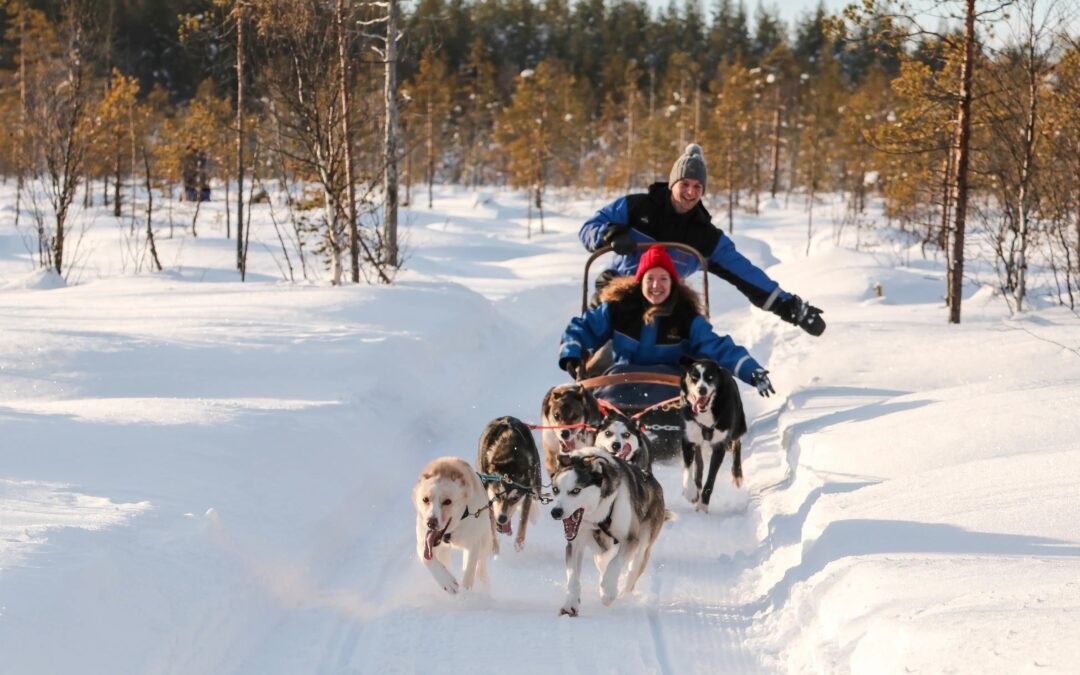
left=635, top=245, right=679, bottom=283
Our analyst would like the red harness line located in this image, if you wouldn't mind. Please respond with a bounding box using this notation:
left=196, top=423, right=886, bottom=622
left=594, top=396, right=682, bottom=421
left=525, top=422, right=596, bottom=432
left=521, top=395, right=681, bottom=434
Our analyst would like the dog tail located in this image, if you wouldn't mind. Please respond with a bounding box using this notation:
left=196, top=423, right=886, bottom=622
left=664, top=509, right=678, bottom=523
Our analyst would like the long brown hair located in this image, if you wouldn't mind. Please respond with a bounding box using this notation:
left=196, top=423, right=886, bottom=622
left=599, top=275, right=703, bottom=325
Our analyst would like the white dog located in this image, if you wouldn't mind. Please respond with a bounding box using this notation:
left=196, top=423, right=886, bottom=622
left=548, top=448, right=667, bottom=616
left=413, top=456, right=498, bottom=594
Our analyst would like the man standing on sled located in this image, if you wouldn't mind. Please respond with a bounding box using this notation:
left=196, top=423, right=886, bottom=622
left=579, top=143, right=826, bottom=337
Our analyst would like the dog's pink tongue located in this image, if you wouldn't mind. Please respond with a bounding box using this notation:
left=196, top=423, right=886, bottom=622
left=424, top=528, right=441, bottom=561
left=497, top=520, right=512, bottom=535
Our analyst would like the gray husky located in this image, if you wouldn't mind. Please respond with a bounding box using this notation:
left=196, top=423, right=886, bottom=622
left=476, top=416, right=542, bottom=551
left=548, top=448, right=668, bottom=617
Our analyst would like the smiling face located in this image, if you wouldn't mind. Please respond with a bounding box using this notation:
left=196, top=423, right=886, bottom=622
left=641, top=268, right=672, bottom=306
left=670, top=178, right=704, bottom=214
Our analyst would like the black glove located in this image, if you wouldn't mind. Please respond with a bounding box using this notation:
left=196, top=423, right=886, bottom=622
left=601, top=224, right=636, bottom=256
left=560, top=357, right=583, bottom=381
left=751, top=369, right=775, bottom=398
left=773, top=294, right=826, bottom=336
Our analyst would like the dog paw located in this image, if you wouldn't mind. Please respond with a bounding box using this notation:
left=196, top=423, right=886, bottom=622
left=442, top=578, right=460, bottom=595
left=732, top=475, right=744, bottom=489
left=695, top=501, right=709, bottom=514
left=600, top=591, right=617, bottom=606
left=559, top=604, right=579, bottom=617
left=682, top=485, right=700, bottom=504
left=514, top=538, right=526, bottom=553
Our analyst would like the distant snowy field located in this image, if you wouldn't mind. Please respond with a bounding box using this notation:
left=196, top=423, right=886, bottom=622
left=1, top=181, right=1078, bottom=674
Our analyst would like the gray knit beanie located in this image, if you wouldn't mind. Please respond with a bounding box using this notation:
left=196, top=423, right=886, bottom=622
left=669, top=143, right=707, bottom=191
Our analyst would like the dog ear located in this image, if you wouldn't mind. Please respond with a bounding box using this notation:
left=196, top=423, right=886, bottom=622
left=541, top=388, right=554, bottom=417
left=582, top=454, right=604, bottom=478
left=679, top=355, right=696, bottom=370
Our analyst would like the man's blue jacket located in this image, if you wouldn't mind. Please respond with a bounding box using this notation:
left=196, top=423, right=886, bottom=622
left=580, top=182, right=791, bottom=312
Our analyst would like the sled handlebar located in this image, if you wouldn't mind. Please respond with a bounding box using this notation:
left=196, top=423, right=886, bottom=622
left=582, top=242, right=710, bottom=318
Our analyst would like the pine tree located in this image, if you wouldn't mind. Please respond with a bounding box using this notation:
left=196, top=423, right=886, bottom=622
left=404, top=47, right=454, bottom=209
left=495, top=59, right=585, bottom=236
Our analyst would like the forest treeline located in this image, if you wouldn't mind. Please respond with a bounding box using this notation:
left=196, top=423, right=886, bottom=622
left=1, top=0, right=1078, bottom=317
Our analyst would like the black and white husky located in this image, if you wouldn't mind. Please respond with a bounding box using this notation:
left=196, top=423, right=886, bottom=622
left=540, top=383, right=604, bottom=477
left=593, top=409, right=653, bottom=473
left=680, top=358, right=748, bottom=513
left=476, top=416, right=542, bottom=551
left=548, top=448, right=667, bottom=617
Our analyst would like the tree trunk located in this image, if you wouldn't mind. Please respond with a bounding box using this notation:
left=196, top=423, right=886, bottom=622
left=114, top=153, right=122, bottom=217
left=948, top=0, right=977, bottom=324
left=236, top=1, right=246, bottom=279
left=938, top=149, right=952, bottom=251
left=726, top=137, right=735, bottom=233
left=1015, top=47, right=1040, bottom=313
left=15, top=1, right=26, bottom=232
left=143, top=150, right=162, bottom=272
left=426, top=99, right=434, bottom=209
left=128, top=100, right=137, bottom=235
left=382, top=0, right=400, bottom=271
left=337, top=0, right=360, bottom=283
left=770, top=92, right=782, bottom=199
left=751, top=116, right=761, bottom=214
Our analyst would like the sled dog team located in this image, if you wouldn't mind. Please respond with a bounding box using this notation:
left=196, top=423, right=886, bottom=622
left=412, top=357, right=746, bottom=617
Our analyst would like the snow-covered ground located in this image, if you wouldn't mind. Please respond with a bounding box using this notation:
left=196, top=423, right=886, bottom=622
left=1, top=182, right=1078, bottom=674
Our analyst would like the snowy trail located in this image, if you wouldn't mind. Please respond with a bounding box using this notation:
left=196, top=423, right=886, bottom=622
left=0, top=193, right=794, bottom=674
left=6, top=186, right=1077, bottom=673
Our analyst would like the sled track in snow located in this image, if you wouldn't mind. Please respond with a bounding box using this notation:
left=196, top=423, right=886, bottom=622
left=640, top=462, right=770, bottom=674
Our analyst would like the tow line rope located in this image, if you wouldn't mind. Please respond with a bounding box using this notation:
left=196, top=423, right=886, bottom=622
left=476, top=472, right=555, bottom=505
left=524, top=421, right=596, bottom=432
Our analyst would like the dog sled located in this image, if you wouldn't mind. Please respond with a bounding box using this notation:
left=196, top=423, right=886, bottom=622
left=574, top=242, right=712, bottom=458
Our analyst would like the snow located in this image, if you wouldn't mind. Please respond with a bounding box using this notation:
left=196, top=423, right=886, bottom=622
left=1, top=183, right=1078, bottom=674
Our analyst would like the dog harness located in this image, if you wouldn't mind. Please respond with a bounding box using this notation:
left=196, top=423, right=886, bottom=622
left=597, top=502, right=619, bottom=545
left=435, top=501, right=492, bottom=547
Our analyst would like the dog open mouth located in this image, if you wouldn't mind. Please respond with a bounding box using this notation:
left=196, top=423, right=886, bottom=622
left=496, top=518, right=512, bottom=535
left=692, top=393, right=713, bottom=414
left=423, top=519, right=451, bottom=561
left=562, top=508, right=584, bottom=541
left=615, top=443, right=633, bottom=460
left=559, top=438, right=577, bottom=452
